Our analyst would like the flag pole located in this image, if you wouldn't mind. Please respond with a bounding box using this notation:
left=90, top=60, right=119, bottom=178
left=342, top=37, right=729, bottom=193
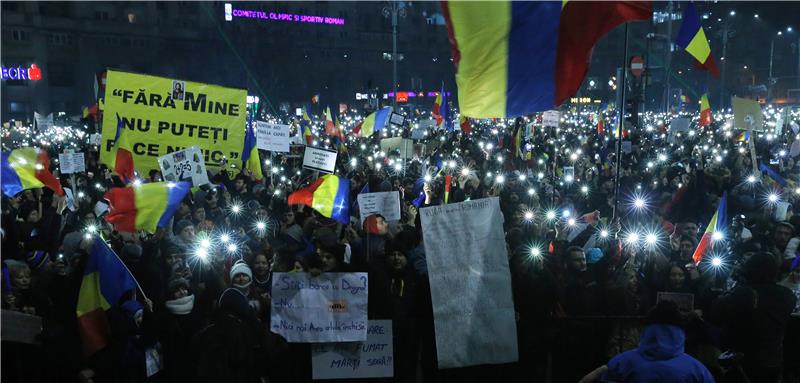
left=612, top=23, right=630, bottom=228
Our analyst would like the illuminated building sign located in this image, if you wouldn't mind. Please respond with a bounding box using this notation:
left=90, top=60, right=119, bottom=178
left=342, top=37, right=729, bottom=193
left=1, top=64, right=42, bottom=81
left=569, top=97, right=601, bottom=104
left=381, top=91, right=451, bottom=100
left=224, top=3, right=345, bottom=25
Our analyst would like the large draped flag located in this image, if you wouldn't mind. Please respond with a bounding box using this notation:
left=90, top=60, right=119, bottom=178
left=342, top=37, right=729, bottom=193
left=112, top=114, right=135, bottom=183
left=242, top=115, right=263, bottom=181
left=287, top=174, right=350, bottom=224
left=357, top=107, right=392, bottom=138
left=1, top=147, right=64, bottom=197
left=76, top=237, right=138, bottom=356
left=104, top=181, right=191, bottom=233
left=301, top=106, right=314, bottom=145
left=441, top=1, right=652, bottom=118
left=699, top=93, right=712, bottom=127
left=692, top=192, right=727, bottom=264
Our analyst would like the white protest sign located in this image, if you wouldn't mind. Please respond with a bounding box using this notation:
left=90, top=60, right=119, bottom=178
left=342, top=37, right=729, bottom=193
left=270, top=272, right=368, bottom=343
left=670, top=117, right=691, bottom=133
left=357, top=191, right=401, bottom=223
left=542, top=110, right=560, bottom=128
left=256, top=121, right=291, bottom=153
left=302, top=147, right=337, bottom=174
left=158, top=145, right=210, bottom=187
left=419, top=197, right=518, bottom=368
left=411, top=127, right=427, bottom=140
left=58, top=152, right=86, bottom=174
left=34, top=112, right=53, bottom=132
left=311, top=320, right=394, bottom=380
left=89, top=133, right=103, bottom=146
left=380, top=137, right=414, bottom=159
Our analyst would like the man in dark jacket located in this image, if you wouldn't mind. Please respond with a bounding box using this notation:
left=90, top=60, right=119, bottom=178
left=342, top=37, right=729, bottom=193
left=709, top=252, right=797, bottom=383
left=594, top=301, right=714, bottom=382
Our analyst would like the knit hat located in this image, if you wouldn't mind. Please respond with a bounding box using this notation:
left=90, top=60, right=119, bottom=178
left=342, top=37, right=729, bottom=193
left=120, top=300, right=144, bottom=323
left=168, top=277, right=190, bottom=294
left=229, top=260, right=252, bottom=281
left=285, top=225, right=304, bottom=245
left=26, top=250, right=51, bottom=270
left=173, top=219, right=194, bottom=236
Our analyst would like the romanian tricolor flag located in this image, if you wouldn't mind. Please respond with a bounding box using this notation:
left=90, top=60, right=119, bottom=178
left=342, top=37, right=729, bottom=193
left=76, top=237, right=138, bottom=356
left=699, top=93, right=712, bottom=127
left=1, top=147, right=64, bottom=197
left=676, top=2, right=718, bottom=78
left=597, top=113, right=606, bottom=135
left=444, top=175, right=452, bottom=204
left=358, top=107, right=392, bottom=138
left=242, top=115, right=263, bottom=181
left=287, top=174, right=350, bottom=224
left=736, top=130, right=750, bottom=143
left=302, top=107, right=313, bottom=145
left=104, top=181, right=191, bottom=233
left=433, top=91, right=444, bottom=126
left=692, top=192, right=727, bottom=264
left=324, top=106, right=336, bottom=137
left=112, top=114, right=135, bottom=183
left=460, top=115, right=472, bottom=135
left=442, top=1, right=652, bottom=118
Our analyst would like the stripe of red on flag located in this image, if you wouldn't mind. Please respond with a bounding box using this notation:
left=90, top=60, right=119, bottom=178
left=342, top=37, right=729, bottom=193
left=104, top=187, right=137, bottom=232
left=35, top=149, right=65, bottom=196
left=288, top=177, right=325, bottom=207
left=78, top=309, right=110, bottom=356
left=439, top=1, right=461, bottom=70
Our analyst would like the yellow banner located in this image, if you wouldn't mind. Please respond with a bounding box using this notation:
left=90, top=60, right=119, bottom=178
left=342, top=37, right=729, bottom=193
left=100, top=69, right=247, bottom=174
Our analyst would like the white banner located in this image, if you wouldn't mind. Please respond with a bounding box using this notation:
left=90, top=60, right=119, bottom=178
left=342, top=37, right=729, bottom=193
left=542, top=110, right=560, bottom=128
left=420, top=197, right=518, bottom=368
left=256, top=121, right=291, bottom=153
left=270, top=272, right=368, bottom=343
left=357, top=191, right=401, bottom=224
left=158, top=145, right=210, bottom=187
left=58, top=152, right=86, bottom=174
left=302, top=147, right=337, bottom=174
left=311, top=320, right=394, bottom=380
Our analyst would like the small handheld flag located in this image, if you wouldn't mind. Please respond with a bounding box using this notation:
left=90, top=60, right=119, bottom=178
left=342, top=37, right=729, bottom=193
left=1, top=147, right=64, bottom=197
left=287, top=175, right=350, bottom=224
left=692, top=192, right=727, bottom=264
left=104, top=181, right=192, bottom=234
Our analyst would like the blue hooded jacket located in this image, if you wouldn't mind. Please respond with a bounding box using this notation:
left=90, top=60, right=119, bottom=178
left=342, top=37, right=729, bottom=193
left=603, top=324, right=714, bottom=383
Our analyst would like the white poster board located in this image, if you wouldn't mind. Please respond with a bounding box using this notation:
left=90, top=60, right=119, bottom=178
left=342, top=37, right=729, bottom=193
left=58, top=152, right=86, bottom=174
left=270, top=272, right=368, bottom=343
left=380, top=137, right=414, bottom=159
left=357, top=191, right=401, bottom=223
left=256, top=121, right=291, bottom=153
left=302, top=147, right=337, bottom=174
left=34, top=112, right=53, bottom=132
left=158, top=145, right=210, bottom=187
left=311, top=320, right=394, bottom=380
left=419, top=197, right=518, bottom=368
left=542, top=110, right=560, bottom=128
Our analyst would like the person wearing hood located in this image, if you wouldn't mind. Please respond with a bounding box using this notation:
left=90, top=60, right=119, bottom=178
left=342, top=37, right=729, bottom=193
left=157, top=277, right=206, bottom=382
left=580, top=300, right=714, bottom=383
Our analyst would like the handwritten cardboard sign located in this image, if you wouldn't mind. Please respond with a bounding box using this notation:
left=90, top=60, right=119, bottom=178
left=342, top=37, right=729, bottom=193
left=357, top=191, right=401, bottom=224
left=58, top=152, right=86, bottom=174
left=158, top=145, right=210, bottom=187
left=311, top=320, right=394, bottom=379
left=302, top=147, right=337, bottom=174
left=256, top=121, right=291, bottom=153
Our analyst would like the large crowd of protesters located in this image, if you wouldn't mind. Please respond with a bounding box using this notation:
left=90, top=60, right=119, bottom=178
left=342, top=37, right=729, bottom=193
left=2, top=105, right=799, bottom=383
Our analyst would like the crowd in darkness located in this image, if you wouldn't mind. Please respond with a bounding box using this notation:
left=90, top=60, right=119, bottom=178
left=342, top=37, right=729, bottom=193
left=2, top=111, right=799, bottom=383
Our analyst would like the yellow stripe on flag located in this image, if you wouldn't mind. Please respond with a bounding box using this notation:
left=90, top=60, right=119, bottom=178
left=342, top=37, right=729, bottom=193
left=76, top=272, right=112, bottom=316
left=133, top=183, right=169, bottom=233
left=311, top=174, right=340, bottom=217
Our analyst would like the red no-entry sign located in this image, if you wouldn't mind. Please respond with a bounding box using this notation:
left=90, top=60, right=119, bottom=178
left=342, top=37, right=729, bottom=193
left=630, top=56, right=644, bottom=77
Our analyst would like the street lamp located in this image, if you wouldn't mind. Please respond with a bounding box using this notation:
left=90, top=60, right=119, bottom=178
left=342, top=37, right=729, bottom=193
left=717, top=13, right=736, bottom=110
left=382, top=1, right=407, bottom=108
left=769, top=28, right=795, bottom=102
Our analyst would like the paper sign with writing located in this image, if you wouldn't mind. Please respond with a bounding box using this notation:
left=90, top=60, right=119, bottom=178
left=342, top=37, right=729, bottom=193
left=270, top=272, right=368, bottom=343
left=357, top=191, right=401, bottom=224
left=380, top=137, right=414, bottom=159
left=542, top=110, right=560, bottom=128
left=420, top=197, right=518, bottom=368
left=656, top=292, right=694, bottom=313
left=158, top=145, right=210, bottom=186
left=58, top=152, right=86, bottom=174
left=311, top=320, right=393, bottom=380
left=256, top=121, right=291, bottom=153
left=302, top=147, right=337, bottom=174
left=34, top=112, right=53, bottom=132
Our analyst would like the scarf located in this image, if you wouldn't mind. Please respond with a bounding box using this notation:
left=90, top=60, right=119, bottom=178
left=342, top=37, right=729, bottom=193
left=165, top=294, right=195, bottom=315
